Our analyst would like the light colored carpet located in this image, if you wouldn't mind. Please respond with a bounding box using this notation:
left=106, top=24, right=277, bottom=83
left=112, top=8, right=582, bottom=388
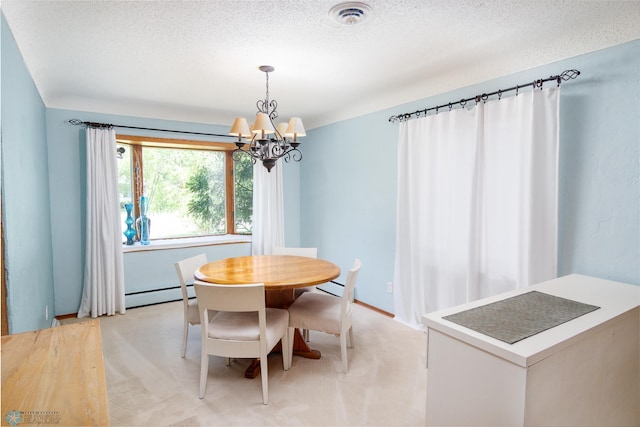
left=90, top=300, right=426, bottom=426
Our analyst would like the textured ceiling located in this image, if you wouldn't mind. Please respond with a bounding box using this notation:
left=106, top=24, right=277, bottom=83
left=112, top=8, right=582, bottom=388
left=2, top=0, right=640, bottom=130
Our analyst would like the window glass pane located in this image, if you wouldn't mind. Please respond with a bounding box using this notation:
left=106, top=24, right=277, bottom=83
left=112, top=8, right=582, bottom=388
left=234, top=155, right=253, bottom=234
left=142, top=146, right=226, bottom=238
left=117, top=143, right=133, bottom=242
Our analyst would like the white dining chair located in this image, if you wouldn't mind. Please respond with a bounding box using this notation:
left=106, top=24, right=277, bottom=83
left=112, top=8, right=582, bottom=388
left=272, top=246, right=318, bottom=259
left=194, top=281, right=290, bottom=405
left=272, top=246, right=318, bottom=295
left=287, top=258, right=361, bottom=373
left=174, top=253, right=208, bottom=358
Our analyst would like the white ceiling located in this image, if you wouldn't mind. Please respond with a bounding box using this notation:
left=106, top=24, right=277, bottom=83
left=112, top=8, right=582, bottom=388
left=2, top=0, right=640, bottom=130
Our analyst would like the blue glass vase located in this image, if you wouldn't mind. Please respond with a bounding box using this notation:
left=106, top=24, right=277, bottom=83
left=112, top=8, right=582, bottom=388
left=123, top=203, right=136, bottom=245
left=138, top=196, right=150, bottom=245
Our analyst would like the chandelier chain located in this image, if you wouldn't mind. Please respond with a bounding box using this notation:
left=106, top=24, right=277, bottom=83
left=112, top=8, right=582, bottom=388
left=265, top=70, right=270, bottom=107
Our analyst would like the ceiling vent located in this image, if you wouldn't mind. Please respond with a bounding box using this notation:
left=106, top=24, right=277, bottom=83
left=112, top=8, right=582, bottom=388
left=329, top=2, right=373, bottom=26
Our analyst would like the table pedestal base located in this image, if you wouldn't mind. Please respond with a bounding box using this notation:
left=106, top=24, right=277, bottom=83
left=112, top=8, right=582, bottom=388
left=243, top=288, right=323, bottom=379
left=244, top=328, right=321, bottom=379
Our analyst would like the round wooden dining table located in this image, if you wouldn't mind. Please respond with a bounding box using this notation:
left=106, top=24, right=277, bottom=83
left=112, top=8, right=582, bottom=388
left=194, top=254, right=340, bottom=378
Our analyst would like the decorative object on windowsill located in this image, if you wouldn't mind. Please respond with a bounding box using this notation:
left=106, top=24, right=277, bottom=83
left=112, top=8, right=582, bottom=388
left=229, top=65, right=306, bottom=172
left=136, top=195, right=151, bottom=245
left=123, top=203, right=136, bottom=245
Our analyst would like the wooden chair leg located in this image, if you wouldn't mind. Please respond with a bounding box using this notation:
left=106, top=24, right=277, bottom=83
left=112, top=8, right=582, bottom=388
left=348, top=326, right=354, bottom=348
left=288, top=328, right=295, bottom=368
left=281, top=330, right=291, bottom=370
left=340, top=333, right=349, bottom=373
left=181, top=319, right=188, bottom=358
left=199, top=353, right=208, bottom=399
left=260, top=354, right=269, bottom=405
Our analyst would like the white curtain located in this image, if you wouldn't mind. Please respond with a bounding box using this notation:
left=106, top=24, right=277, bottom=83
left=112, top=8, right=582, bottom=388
left=78, top=126, right=126, bottom=318
left=251, top=161, right=285, bottom=255
left=394, top=87, right=560, bottom=328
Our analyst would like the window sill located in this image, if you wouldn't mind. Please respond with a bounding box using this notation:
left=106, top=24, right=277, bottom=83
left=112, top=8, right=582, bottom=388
left=121, top=235, right=251, bottom=253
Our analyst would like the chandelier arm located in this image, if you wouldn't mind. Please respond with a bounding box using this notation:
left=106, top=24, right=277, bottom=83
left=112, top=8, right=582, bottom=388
left=233, top=149, right=251, bottom=162
left=233, top=146, right=262, bottom=163
left=284, top=148, right=302, bottom=163
left=269, top=140, right=289, bottom=159
left=269, top=100, right=278, bottom=121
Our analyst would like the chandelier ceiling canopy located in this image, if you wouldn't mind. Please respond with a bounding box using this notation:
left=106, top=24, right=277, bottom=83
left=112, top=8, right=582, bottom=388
left=230, top=65, right=305, bottom=172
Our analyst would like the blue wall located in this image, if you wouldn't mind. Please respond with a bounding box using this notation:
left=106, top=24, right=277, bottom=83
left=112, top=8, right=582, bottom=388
left=1, top=14, right=56, bottom=333
left=303, top=40, right=639, bottom=313
left=557, top=44, right=639, bottom=283
left=302, top=117, right=398, bottom=307
left=122, top=243, right=251, bottom=307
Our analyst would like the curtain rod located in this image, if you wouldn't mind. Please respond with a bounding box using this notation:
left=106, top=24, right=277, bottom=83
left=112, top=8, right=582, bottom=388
left=66, top=118, right=235, bottom=139
left=388, top=69, right=580, bottom=123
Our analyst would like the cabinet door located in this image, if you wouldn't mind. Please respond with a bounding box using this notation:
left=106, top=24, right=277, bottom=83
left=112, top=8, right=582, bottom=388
left=525, top=309, right=640, bottom=426
left=426, top=329, right=526, bottom=426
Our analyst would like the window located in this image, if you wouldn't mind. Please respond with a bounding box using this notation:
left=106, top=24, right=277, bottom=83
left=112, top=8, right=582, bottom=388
left=117, top=135, right=253, bottom=242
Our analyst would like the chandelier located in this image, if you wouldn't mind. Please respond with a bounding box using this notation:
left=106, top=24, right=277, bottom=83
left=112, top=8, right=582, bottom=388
left=229, top=65, right=306, bottom=172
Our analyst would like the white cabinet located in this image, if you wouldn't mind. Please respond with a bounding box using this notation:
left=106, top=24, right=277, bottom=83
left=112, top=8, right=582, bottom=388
left=422, top=274, right=640, bottom=427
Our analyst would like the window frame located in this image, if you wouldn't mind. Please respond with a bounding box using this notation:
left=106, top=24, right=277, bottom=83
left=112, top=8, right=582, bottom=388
left=116, top=134, right=250, bottom=238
